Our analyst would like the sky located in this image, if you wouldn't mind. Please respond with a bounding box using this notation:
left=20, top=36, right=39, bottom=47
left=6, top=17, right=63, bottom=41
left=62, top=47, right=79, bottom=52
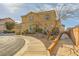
left=0, top=3, right=79, bottom=28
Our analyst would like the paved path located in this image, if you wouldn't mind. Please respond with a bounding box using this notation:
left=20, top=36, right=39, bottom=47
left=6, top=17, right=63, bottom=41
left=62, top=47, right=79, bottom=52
left=0, top=36, right=25, bottom=56
left=15, top=36, right=50, bottom=56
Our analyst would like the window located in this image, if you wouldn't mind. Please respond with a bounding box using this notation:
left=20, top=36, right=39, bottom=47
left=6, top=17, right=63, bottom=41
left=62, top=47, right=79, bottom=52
left=29, top=16, right=33, bottom=20
left=45, top=15, right=50, bottom=20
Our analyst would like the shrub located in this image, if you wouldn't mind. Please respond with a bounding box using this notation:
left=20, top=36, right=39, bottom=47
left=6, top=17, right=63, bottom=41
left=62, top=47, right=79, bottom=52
left=42, top=30, right=47, bottom=35
left=22, top=30, right=28, bottom=34
left=36, top=28, right=43, bottom=33
left=3, top=30, right=15, bottom=33
left=51, top=27, right=59, bottom=35
left=16, top=32, right=21, bottom=35
left=5, top=22, right=15, bottom=30
left=49, top=36, right=54, bottom=40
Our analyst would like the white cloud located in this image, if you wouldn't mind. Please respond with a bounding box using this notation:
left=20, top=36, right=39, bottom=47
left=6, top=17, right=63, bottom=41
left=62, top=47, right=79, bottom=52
left=2, top=3, right=23, bottom=13
left=43, top=4, right=53, bottom=11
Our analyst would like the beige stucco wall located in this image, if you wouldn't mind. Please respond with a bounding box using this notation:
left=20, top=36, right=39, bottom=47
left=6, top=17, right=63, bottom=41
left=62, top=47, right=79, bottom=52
left=21, top=10, right=58, bottom=33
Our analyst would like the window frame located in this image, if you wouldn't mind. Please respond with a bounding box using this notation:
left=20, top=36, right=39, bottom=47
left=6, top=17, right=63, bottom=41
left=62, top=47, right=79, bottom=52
left=29, top=16, right=34, bottom=21
left=44, top=15, right=50, bottom=20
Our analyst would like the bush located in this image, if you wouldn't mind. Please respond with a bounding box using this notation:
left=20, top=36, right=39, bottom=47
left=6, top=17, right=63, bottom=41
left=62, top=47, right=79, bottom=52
left=3, top=30, right=15, bottom=33
left=42, top=30, right=47, bottom=35
left=22, top=29, right=35, bottom=35
left=51, top=27, right=59, bottom=35
left=49, top=36, right=54, bottom=40
left=16, top=32, right=21, bottom=35
left=22, top=30, right=28, bottom=34
left=36, top=28, right=43, bottom=33
left=5, top=22, right=15, bottom=30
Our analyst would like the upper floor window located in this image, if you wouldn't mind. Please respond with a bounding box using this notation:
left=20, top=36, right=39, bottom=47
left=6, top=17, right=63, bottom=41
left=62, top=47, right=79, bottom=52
left=29, top=16, right=33, bottom=20
left=44, top=15, right=50, bottom=20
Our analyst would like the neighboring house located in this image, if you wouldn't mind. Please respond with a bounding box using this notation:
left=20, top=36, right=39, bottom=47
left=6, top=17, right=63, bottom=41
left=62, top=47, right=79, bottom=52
left=21, top=10, right=62, bottom=33
left=0, top=18, right=15, bottom=32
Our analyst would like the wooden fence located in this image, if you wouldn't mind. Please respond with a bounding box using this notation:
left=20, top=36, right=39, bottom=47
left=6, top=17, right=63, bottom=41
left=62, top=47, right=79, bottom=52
left=69, top=27, right=79, bottom=47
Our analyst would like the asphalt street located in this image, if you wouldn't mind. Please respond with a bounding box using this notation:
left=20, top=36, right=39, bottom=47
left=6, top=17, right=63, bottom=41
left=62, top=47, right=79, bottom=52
left=0, top=36, right=25, bottom=56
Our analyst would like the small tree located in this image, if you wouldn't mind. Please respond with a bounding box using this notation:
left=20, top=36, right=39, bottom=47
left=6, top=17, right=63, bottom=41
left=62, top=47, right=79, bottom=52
left=5, top=22, right=15, bottom=30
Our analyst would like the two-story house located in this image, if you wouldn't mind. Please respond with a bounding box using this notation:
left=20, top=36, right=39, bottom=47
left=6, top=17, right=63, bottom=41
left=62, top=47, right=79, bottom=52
left=20, top=10, right=62, bottom=34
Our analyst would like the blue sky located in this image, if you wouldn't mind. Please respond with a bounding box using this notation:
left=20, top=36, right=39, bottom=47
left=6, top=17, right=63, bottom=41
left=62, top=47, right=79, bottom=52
left=0, top=3, right=79, bottom=28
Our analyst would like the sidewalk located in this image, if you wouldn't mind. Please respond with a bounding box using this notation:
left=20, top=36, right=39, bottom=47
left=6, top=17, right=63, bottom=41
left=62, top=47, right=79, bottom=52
left=15, top=36, right=50, bottom=56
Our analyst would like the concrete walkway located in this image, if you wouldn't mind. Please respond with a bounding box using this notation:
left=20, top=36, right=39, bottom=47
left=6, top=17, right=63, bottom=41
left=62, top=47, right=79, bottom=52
left=15, top=36, right=50, bottom=56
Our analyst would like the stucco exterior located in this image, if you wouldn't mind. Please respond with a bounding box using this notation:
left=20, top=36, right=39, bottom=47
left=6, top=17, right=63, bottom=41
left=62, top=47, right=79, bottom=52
left=21, top=10, right=60, bottom=33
